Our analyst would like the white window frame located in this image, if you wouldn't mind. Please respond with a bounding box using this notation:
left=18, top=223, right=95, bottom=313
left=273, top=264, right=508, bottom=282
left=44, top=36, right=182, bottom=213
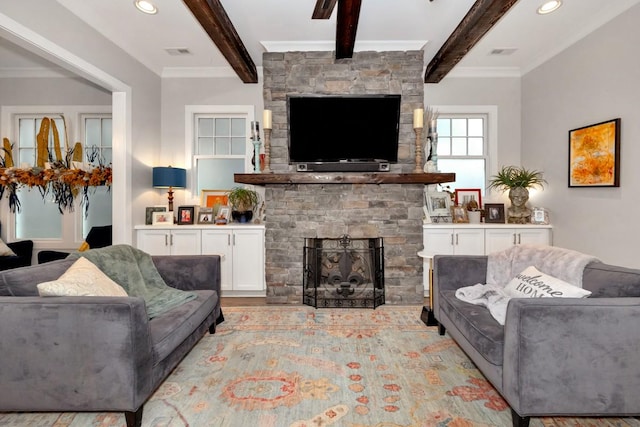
left=432, top=105, right=498, bottom=191
left=184, top=105, right=255, bottom=202
left=0, top=105, right=111, bottom=248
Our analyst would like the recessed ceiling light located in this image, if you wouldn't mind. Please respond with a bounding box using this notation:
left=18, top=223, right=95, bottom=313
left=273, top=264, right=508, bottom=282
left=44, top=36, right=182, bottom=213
left=134, top=0, right=158, bottom=15
left=537, top=0, right=562, bottom=15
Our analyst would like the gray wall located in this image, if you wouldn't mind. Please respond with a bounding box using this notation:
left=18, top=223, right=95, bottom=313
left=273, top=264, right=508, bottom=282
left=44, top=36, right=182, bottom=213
left=522, top=3, right=640, bottom=268
left=0, top=77, right=111, bottom=106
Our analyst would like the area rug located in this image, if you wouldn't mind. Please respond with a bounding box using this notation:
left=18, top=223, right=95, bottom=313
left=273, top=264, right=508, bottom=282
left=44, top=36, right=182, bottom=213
left=1, top=306, right=638, bottom=427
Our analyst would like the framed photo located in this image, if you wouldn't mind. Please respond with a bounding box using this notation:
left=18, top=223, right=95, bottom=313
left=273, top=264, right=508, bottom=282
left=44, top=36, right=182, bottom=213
left=425, top=191, right=452, bottom=216
left=152, top=211, right=172, bottom=225
left=197, top=207, right=214, bottom=224
left=451, top=205, right=469, bottom=223
left=145, top=206, right=167, bottom=225
left=217, top=207, right=230, bottom=221
left=177, top=206, right=195, bottom=225
left=484, top=203, right=505, bottom=224
left=454, top=188, right=482, bottom=209
left=531, top=207, right=550, bottom=225
left=569, top=118, right=621, bottom=187
left=200, top=189, right=229, bottom=208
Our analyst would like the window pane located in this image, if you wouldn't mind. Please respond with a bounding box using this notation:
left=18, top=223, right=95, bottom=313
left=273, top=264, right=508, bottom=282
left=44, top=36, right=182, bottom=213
left=438, top=159, right=486, bottom=196
left=468, top=137, right=484, bottom=155
left=19, top=119, right=35, bottom=148
left=451, top=137, right=467, bottom=156
left=83, top=186, right=112, bottom=236
left=231, top=118, right=245, bottom=136
left=215, top=118, right=230, bottom=136
left=196, top=158, right=245, bottom=192
left=15, top=190, right=62, bottom=239
left=198, top=118, right=213, bottom=137
left=198, top=137, right=214, bottom=155
left=451, top=119, right=467, bottom=136
left=101, top=148, right=112, bottom=165
left=437, top=137, right=451, bottom=156
left=437, top=118, right=451, bottom=137
left=85, top=118, right=101, bottom=146
left=231, top=137, right=246, bottom=155
left=215, top=137, right=230, bottom=155
left=102, top=119, right=112, bottom=147
left=468, top=118, right=483, bottom=136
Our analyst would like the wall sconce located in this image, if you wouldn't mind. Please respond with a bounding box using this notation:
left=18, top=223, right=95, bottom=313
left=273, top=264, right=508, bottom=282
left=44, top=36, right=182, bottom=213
left=152, top=166, right=186, bottom=213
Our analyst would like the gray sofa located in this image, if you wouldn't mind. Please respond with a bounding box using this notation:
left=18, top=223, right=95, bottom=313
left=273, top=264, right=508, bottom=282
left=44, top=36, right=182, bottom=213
left=0, top=254, right=222, bottom=427
left=432, top=254, right=640, bottom=427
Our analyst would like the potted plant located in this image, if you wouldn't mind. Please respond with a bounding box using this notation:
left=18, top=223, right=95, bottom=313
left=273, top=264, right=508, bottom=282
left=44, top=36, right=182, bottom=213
left=488, top=166, right=547, bottom=224
left=226, top=187, right=260, bottom=223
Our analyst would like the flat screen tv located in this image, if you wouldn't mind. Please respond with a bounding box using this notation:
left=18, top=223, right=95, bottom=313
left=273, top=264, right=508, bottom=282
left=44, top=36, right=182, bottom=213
left=287, top=94, right=401, bottom=164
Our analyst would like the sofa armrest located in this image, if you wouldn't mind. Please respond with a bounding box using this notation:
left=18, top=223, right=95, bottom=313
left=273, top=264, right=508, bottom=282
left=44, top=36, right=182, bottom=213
left=502, top=297, right=640, bottom=416
left=0, top=296, right=153, bottom=412
left=152, top=255, right=221, bottom=293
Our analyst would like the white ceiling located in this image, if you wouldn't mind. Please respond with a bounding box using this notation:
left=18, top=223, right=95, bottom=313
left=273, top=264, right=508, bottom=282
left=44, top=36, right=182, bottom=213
left=1, top=0, right=639, bottom=80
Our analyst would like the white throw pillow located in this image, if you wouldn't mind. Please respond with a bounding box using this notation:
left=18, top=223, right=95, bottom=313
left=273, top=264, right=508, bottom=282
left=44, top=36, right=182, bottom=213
left=504, top=266, right=592, bottom=299
left=0, top=238, right=16, bottom=256
left=37, top=257, right=128, bottom=297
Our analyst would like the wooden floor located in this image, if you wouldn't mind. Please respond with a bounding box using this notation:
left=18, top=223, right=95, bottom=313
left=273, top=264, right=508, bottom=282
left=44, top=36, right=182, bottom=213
left=221, top=297, right=430, bottom=307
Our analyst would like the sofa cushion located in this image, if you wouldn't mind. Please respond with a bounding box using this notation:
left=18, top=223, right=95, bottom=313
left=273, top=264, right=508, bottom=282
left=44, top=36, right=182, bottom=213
left=149, top=289, right=217, bottom=365
left=439, top=289, right=504, bottom=366
left=37, top=257, right=128, bottom=297
left=504, top=266, right=592, bottom=299
left=0, top=259, right=74, bottom=296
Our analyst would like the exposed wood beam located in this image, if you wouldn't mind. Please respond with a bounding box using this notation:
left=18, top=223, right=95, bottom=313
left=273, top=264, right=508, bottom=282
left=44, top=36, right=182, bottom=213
left=335, top=0, right=362, bottom=59
left=424, top=0, right=519, bottom=83
left=183, top=0, right=257, bottom=83
left=312, top=0, right=338, bottom=19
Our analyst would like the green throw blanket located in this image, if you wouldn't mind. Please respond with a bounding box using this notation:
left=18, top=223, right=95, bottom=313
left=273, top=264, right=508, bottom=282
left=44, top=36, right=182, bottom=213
left=69, top=245, right=196, bottom=319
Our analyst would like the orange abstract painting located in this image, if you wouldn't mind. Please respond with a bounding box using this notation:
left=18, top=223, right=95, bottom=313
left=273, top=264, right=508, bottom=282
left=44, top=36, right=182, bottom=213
left=200, top=190, right=229, bottom=208
left=569, top=118, right=620, bottom=187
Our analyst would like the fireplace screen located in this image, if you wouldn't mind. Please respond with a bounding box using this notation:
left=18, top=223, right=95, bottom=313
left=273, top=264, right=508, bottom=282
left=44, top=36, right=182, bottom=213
left=303, top=235, right=385, bottom=308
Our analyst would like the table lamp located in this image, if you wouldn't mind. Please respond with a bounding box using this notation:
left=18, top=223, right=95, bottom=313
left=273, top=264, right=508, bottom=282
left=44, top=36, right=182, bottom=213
left=152, top=166, right=186, bottom=213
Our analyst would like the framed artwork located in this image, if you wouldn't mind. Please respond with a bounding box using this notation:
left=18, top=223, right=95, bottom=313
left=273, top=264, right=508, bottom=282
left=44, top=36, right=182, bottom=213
left=451, top=205, right=469, bottom=223
left=531, top=207, right=550, bottom=225
left=484, top=203, right=505, bottom=224
left=177, top=206, right=195, bottom=225
left=568, top=118, right=621, bottom=187
left=200, top=189, right=229, bottom=208
left=152, top=211, right=172, bottom=225
left=425, top=191, right=452, bottom=217
left=197, top=207, right=214, bottom=224
left=454, top=188, right=482, bottom=208
left=145, top=206, right=167, bottom=225
left=217, top=207, right=230, bottom=222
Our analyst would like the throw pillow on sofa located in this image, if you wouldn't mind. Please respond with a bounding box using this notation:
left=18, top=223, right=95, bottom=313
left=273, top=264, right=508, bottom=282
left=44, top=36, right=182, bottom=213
left=0, top=238, right=16, bottom=257
left=504, top=266, right=592, bottom=299
left=37, top=257, right=128, bottom=297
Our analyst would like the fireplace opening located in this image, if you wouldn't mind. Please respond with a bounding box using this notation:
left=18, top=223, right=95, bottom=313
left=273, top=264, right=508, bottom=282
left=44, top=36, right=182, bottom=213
left=303, top=235, right=385, bottom=308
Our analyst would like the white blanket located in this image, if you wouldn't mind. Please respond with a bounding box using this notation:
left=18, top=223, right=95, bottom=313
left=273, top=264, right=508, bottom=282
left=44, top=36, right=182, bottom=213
left=455, top=245, right=599, bottom=325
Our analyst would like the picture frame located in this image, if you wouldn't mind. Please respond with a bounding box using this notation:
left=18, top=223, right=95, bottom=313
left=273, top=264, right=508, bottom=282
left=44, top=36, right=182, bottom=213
left=451, top=205, right=469, bottom=223
left=197, top=207, right=214, bottom=224
left=454, top=188, right=482, bottom=209
left=145, top=206, right=167, bottom=225
left=531, top=207, right=550, bottom=225
left=177, top=206, right=195, bottom=225
left=200, top=189, right=229, bottom=208
left=216, top=207, right=230, bottom=224
left=425, top=190, right=452, bottom=217
left=568, top=118, right=621, bottom=187
left=152, top=211, right=172, bottom=225
left=484, top=203, right=505, bottom=224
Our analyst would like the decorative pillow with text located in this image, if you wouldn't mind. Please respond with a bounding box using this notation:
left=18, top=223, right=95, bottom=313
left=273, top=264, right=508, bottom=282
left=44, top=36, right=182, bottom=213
left=37, top=257, right=128, bottom=297
left=504, top=266, right=592, bottom=299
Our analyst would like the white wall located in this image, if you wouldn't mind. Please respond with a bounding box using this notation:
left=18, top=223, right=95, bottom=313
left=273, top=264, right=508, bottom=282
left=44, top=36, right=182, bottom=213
left=522, top=4, right=640, bottom=268
left=0, top=77, right=111, bottom=105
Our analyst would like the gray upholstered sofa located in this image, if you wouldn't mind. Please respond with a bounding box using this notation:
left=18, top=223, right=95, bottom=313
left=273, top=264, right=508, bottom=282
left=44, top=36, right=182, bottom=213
left=0, top=254, right=222, bottom=427
left=432, top=254, right=640, bottom=427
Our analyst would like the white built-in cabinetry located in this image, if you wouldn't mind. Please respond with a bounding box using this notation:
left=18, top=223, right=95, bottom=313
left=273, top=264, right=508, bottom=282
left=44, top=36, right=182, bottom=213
left=135, top=224, right=265, bottom=295
left=421, top=224, right=552, bottom=295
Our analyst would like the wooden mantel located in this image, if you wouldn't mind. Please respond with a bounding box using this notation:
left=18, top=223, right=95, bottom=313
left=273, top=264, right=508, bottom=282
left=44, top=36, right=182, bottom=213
left=234, top=172, right=455, bottom=185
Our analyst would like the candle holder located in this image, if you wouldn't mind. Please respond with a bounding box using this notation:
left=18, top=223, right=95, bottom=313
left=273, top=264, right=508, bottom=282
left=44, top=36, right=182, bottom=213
left=425, top=120, right=438, bottom=172
left=262, top=128, right=272, bottom=173
left=252, top=140, right=262, bottom=173
left=414, top=126, right=424, bottom=173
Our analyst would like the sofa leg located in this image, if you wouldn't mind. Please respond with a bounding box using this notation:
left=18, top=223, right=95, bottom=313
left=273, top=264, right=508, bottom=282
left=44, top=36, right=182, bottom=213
left=510, top=409, right=530, bottom=427
left=125, top=407, right=143, bottom=427
left=209, top=322, right=216, bottom=334
left=438, top=323, right=446, bottom=336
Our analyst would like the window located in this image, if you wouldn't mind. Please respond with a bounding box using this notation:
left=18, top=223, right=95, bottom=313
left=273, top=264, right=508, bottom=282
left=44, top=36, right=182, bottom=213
left=433, top=106, right=497, bottom=197
left=186, top=106, right=254, bottom=197
left=1, top=106, right=112, bottom=248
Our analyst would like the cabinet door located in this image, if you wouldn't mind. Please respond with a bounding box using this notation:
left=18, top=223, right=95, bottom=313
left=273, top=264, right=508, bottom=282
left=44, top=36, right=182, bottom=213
left=170, top=230, right=201, bottom=255
left=454, top=229, right=485, bottom=255
left=518, top=228, right=551, bottom=246
left=423, top=228, right=455, bottom=256
left=202, top=230, right=233, bottom=291
left=232, top=229, right=265, bottom=291
left=137, top=230, right=171, bottom=256
left=485, top=229, right=517, bottom=254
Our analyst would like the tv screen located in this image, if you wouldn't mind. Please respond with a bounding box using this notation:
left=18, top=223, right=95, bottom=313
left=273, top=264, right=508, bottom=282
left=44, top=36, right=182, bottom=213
left=287, top=94, right=401, bottom=164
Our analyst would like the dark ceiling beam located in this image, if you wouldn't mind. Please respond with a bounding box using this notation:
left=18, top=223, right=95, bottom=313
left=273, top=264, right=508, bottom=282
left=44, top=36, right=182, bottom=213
left=424, top=0, right=519, bottom=83
left=335, top=0, right=362, bottom=59
left=312, top=0, right=338, bottom=19
left=183, top=0, right=257, bottom=83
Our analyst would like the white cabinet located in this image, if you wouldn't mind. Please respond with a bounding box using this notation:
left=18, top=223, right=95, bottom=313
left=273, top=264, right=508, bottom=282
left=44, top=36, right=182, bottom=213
left=484, top=227, right=552, bottom=254
left=136, top=228, right=201, bottom=255
left=422, top=227, right=485, bottom=257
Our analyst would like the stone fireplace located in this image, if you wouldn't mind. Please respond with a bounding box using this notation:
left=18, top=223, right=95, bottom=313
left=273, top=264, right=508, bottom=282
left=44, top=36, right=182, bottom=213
left=259, top=50, right=427, bottom=305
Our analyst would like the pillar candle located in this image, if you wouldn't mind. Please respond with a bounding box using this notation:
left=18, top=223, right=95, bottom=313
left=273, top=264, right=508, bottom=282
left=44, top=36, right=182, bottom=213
left=413, top=109, right=424, bottom=128
left=263, top=110, right=272, bottom=129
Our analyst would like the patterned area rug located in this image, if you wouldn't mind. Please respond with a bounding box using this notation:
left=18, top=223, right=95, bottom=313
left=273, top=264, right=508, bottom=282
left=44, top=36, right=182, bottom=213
left=1, top=305, right=638, bottom=427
